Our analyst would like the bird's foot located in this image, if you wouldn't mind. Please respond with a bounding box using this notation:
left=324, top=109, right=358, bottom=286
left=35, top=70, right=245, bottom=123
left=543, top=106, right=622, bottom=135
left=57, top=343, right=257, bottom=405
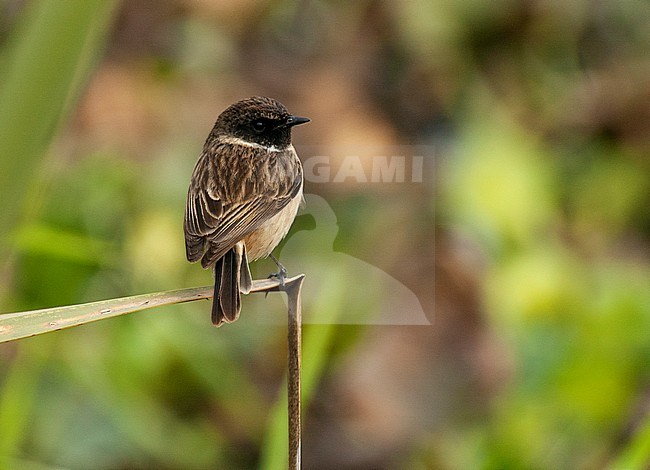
left=267, top=254, right=287, bottom=287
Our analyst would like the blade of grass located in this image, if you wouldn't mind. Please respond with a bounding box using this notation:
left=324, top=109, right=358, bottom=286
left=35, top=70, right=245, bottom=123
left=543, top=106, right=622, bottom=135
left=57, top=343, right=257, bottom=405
left=0, top=277, right=292, bottom=343
left=0, top=0, right=120, bottom=267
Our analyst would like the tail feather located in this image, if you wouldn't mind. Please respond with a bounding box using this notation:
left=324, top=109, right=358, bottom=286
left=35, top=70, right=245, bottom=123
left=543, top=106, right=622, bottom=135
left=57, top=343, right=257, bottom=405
left=211, top=256, right=227, bottom=325
left=211, top=244, right=250, bottom=326
left=239, top=244, right=252, bottom=295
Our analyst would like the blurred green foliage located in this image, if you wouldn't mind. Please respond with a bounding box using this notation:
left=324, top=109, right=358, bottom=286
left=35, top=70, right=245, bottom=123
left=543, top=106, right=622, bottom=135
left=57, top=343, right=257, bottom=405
left=0, top=0, right=649, bottom=469
left=0, top=0, right=120, bottom=261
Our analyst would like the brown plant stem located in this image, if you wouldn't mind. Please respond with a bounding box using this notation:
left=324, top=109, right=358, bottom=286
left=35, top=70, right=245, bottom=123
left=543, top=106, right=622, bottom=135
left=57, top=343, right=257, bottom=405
left=266, top=274, right=305, bottom=470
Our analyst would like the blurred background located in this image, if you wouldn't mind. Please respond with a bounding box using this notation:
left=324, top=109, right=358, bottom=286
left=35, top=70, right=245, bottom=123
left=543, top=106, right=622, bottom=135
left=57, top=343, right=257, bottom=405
left=1, top=0, right=649, bottom=468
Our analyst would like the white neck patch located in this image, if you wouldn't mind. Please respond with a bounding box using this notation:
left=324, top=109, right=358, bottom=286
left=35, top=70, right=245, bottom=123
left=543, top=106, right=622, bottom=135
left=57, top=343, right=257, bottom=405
left=220, top=136, right=284, bottom=153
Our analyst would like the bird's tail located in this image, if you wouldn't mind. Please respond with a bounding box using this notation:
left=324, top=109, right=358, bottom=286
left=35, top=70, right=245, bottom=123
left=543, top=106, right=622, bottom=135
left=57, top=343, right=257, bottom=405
left=212, top=243, right=252, bottom=326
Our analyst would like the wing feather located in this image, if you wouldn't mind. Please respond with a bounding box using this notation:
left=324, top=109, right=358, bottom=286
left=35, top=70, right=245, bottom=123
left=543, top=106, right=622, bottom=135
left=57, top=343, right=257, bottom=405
left=183, top=142, right=302, bottom=267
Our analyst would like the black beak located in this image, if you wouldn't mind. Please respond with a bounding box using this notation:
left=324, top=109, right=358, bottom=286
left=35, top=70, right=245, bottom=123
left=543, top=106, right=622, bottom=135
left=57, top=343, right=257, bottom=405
left=285, top=115, right=310, bottom=127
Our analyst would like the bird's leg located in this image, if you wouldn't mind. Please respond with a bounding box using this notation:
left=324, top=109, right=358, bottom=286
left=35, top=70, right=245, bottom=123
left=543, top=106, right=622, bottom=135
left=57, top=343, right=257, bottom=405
left=268, top=253, right=288, bottom=287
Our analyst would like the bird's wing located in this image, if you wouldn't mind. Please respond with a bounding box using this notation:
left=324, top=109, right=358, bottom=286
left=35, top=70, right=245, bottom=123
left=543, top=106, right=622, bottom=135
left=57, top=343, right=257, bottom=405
left=184, top=143, right=302, bottom=267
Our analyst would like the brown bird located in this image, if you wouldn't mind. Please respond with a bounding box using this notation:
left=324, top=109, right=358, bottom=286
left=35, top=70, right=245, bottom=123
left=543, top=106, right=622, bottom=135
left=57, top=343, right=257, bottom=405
left=184, top=97, right=309, bottom=326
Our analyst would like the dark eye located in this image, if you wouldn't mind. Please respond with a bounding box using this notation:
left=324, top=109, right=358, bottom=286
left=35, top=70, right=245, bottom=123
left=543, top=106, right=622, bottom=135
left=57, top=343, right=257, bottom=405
left=251, top=120, right=267, bottom=133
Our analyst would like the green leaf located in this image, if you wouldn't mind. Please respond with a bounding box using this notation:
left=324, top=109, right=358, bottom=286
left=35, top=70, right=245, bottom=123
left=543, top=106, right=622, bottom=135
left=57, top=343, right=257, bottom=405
left=12, top=223, right=116, bottom=265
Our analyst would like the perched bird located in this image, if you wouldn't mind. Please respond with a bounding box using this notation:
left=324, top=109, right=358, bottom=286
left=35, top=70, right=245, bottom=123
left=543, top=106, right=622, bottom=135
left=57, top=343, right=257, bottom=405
left=184, top=97, right=309, bottom=326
